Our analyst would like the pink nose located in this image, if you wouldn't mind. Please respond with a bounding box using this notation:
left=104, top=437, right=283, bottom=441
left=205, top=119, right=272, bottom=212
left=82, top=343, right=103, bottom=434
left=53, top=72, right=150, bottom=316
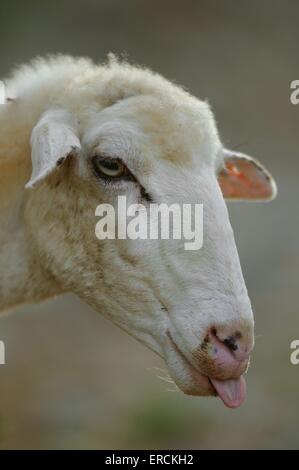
left=205, top=327, right=254, bottom=380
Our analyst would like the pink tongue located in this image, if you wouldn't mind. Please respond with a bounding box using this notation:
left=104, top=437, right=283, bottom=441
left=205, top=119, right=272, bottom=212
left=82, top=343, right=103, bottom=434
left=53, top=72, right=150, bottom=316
left=210, top=376, right=246, bottom=408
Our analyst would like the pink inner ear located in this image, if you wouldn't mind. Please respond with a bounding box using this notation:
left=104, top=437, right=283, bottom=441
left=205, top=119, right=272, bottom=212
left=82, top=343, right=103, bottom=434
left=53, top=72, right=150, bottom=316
left=218, top=156, right=274, bottom=200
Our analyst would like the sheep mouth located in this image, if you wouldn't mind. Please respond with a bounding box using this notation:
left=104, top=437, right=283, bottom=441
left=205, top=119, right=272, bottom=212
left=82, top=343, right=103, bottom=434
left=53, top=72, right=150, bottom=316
left=165, top=331, right=247, bottom=408
left=165, top=331, right=217, bottom=396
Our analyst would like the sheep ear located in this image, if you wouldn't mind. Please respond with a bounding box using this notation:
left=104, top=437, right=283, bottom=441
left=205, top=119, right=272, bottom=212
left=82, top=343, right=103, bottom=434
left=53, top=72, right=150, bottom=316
left=218, top=149, right=277, bottom=201
left=26, top=109, right=81, bottom=189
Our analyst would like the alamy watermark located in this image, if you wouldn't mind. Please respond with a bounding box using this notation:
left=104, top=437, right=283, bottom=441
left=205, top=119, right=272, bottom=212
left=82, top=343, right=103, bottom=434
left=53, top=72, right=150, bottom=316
left=0, top=341, right=5, bottom=365
left=95, top=196, right=203, bottom=250
left=290, top=340, right=299, bottom=365
left=0, top=80, right=5, bottom=104
left=290, top=80, right=299, bottom=105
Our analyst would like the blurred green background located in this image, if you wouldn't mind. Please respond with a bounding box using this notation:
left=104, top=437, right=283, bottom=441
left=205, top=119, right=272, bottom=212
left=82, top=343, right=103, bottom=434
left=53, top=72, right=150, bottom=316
left=0, top=0, right=299, bottom=449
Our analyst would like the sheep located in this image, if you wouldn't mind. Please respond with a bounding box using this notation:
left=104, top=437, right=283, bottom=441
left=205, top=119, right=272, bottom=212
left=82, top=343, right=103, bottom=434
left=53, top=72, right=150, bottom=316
left=0, top=55, right=276, bottom=408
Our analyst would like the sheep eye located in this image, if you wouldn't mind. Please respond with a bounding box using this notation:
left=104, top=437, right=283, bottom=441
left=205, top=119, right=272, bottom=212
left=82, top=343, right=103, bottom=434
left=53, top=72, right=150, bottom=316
left=92, top=156, right=125, bottom=178
left=90, top=154, right=153, bottom=202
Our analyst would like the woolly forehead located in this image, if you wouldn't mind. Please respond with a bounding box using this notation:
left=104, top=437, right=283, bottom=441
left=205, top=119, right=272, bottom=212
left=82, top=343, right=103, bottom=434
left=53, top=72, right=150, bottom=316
left=81, top=95, right=222, bottom=172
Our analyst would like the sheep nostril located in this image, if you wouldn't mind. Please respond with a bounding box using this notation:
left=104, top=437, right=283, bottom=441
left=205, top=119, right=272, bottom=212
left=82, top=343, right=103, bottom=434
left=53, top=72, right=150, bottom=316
left=210, top=328, right=240, bottom=354
left=203, top=327, right=252, bottom=368
left=223, top=336, right=238, bottom=352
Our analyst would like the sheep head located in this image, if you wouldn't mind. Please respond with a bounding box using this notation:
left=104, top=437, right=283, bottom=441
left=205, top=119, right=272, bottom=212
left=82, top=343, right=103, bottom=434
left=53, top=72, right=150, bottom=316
left=23, top=62, right=276, bottom=407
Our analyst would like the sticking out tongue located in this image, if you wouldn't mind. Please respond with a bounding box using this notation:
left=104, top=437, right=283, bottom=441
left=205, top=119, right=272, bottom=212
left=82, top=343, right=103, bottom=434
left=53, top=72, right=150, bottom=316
left=210, top=376, right=246, bottom=408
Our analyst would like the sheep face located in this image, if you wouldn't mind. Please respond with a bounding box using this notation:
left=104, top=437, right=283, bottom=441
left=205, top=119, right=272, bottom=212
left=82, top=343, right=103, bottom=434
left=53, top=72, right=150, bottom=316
left=25, top=91, right=276, bottom=407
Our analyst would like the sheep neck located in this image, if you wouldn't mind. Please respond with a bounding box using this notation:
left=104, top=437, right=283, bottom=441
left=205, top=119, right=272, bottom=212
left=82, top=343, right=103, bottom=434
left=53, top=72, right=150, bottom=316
left=0, top=148, right=60, bottom=313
